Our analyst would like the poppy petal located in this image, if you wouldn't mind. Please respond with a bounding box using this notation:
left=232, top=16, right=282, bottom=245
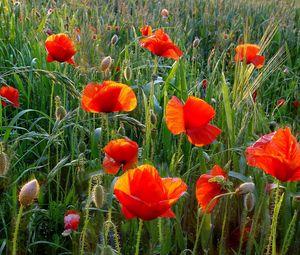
left=47, top=54, right=55, bottom=62
left=250, top=55, right=265, bottom=69
left=103, top=154, right=121, bottom=175
left=186, top=124, right=222, bottom=146
left=159, top=208, right=176, bottom=218
left=166, top=96, right=185, bottom=135
left=183, top=96, right=216, bottom=130
left=162, top=177, right=187, bottom=204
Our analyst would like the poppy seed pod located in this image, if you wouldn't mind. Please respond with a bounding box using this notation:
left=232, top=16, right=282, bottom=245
left=111, top=34, right=119, bottom=45
left=19, top=179, right=40, bottom=206
left=235, top=182, right=255, bottom=195
left=92, top=184, right=105, bottom=209
left=100, top=56, right=112, bottom=72
left=0, top=150, right=9, bottom=176
left=243, top=192, right=255, bottom=212
left=124, top=66, right=132, bottom=81
left=192, top=37, right=200, bottom=48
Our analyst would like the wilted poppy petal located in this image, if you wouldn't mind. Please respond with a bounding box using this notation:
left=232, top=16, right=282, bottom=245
left=166, top=96, right=185, bottom=135
left=183, top=96, right=216, bottom=129
left=186, top=124, right=222, bottom=146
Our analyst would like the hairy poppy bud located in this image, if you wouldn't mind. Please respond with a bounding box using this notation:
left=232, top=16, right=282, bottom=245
left=100, top=56, right=112, bottom=72
left=92, top=184, right=105, bottom=209
left=55, top=106, right=67, bottom=121
left=19, top=179, right=40, bottom=206
left=0, top=150, right=9, bottom=176
left=243, top=192, right=255, bottom=212
left=111, top=34, right=119, bottom=45
left=161, top=9, right=169, bottom=18
left=235, top=182, right=255, bottom=195
left=192, top=37, right=200, bottom=48
left=124, top=66, right=132, bottom=81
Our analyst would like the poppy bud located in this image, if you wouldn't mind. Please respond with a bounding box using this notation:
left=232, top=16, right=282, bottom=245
left=192, top=37, right=200, bottom=48
left=235, top=182, right=255, bottom=195
left=202, top=79, right=208, bottom=90
left=101, top=245, right=115, bottom=255
left=150, top=110, right=157, bottom=125
left=45, top=28, right=53, bottom=36
left=124, top=66, right=132, bottom=81
left=243, top=192, right=255, bottom=212
left=19, top=179, right=40, bottom=206
left=55, top=106, right=67, bottom=121
left=161, top=8, right=169, bottom=18
left=78, top=141, right=86, bottom=153
left=223, top=33, right=228, bottom=39
left=111, top=34, right=119, bottom=45
left=100, top=56, right=112, bottom=72
left=0, top=150, right=9, bottom=176
left=276, top=98, right=285, bottom=107
left=92, top=184, right=105, bottom=209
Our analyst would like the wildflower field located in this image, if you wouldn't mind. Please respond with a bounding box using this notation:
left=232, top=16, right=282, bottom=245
left=0, top=0, right=300, bottom=254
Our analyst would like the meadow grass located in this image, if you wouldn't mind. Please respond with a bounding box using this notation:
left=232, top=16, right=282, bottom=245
left=0, top=0, right=299, bottom=254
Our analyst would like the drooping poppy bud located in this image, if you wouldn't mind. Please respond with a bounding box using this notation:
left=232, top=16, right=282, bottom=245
left=100, top=56, right=112, bottom=72
left=243, top=192, right=255, bottom=212
left=19, top=179, right=40, bottom=206
left=235, top=182, right=255, bottom=195
left=192, top=37, right=200, bottom=48
left=0, top=150, right=9, bottom=176
left=111, top=34, right=119, bottom=45
left=92, top=184, right=105, bottom=209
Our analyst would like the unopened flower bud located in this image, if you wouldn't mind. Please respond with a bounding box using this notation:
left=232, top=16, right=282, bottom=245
left=100, top=56, right=112, bottom=72
left=192, top=37, right=200, bottom=48
left=161, top=9, right=169, bottom=18
left=124, top=66, right=132, bottom=81
left=150, top=110, right=157, bottom=125
left=243, top=192, right=255, bottom=212
left=111, top=34, right=119, bottom=45
left=92, top=184, right=105, bottom=209
left=0, top=150, right=9, bottom=176
left=19, top=179, right=40, bottom=206
left=235, top=182, right=255, bottom=195
left=55, top=106, right=67, bottom=121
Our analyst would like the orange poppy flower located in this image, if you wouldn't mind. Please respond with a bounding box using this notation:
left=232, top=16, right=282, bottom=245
left=166, top=96, right=221, bottom=146
left=114, top=164, right=187, bottom=220
left=140, top=25, right=152, bottom=36
left=139, top=29, right=183, bottom=60
left=234, top=44, right=265, bottom=69
left=45, top=33, right=76, bottom=65
left=245, top=127, right=300, bottom=182
left=103, top=138, right=138, bottom=175
left=196, top=165, right=227, bottom=213
left=81, top=81, right=137, bottom=113
left=0, top=85, right=20, bottom=108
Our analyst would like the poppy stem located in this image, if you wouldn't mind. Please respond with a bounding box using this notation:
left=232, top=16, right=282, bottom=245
left=192, top=191, right=236, bottom=254
left=135, top=219, right=143, bottom=255
left=12, top=204, right=23, bottom=255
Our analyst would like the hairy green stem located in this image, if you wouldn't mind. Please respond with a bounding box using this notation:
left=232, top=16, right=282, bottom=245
left=12, top=205, right=23, bottom=255
left=135, top=219, right=143, bottom=255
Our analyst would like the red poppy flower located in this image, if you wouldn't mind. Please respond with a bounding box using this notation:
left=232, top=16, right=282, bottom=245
left=139, top=29, right=183, bottom=60
left=202, top=79, right=208, bottom=90
left=245, top=127, right=300, bottom=182
left=196, top=165, right=227, bottom=213
left=45, top=33, right=76, bottom=65
left=81, top=81, right=137, bottom=113
left=234, top=44, right=265, bottom=69
left=114, top=164, right=187, bottom=220
left=63, top=210, right=80, bottom=234
left=276, top=98, right=285, bottom=107
left=0, top=85, right=20, bottom=108
left=166, top=96, right=221, bottom=146
left=103, top=138, right=138, bottom=175
left=140, top=25, right=152, bottom=36
left=293, top=101, right=299, bottom=108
